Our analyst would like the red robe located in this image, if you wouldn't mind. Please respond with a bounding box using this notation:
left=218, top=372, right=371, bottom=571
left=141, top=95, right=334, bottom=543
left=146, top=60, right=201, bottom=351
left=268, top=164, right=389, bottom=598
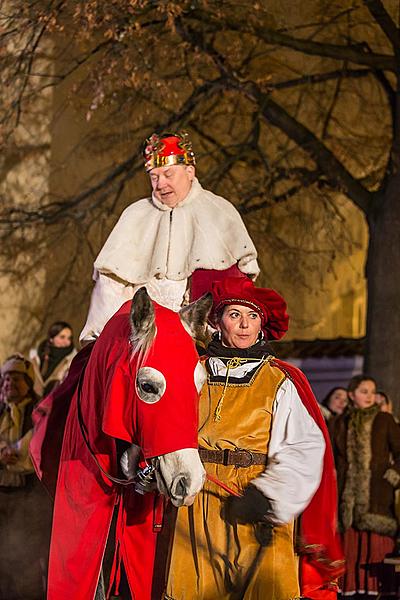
left=272, top=359, right=345, bottom=600
left=32, top=300, right=201, bottom=600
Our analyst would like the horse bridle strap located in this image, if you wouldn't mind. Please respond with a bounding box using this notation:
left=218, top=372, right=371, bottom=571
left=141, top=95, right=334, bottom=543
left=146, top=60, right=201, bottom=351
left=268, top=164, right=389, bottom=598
left=76, top=361, right=238, bottom=502
left=76, top=364, right=141, bottom=487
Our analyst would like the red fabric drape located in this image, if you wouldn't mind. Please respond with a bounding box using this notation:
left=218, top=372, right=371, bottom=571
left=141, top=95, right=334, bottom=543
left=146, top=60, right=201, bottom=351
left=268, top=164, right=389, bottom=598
left=273, top=359, right=345, bottom=599
left=31, top=300, right=202, bottom=600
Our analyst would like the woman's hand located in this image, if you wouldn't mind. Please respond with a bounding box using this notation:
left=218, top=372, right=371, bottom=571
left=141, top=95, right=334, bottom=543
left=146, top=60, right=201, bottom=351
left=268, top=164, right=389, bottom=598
left=223, top=485, right=271, bottom=523
left=222, top=486, right=274, bottom=546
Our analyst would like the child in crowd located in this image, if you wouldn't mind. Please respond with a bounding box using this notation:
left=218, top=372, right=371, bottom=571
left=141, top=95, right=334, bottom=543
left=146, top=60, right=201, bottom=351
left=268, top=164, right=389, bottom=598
left=330, top=375, right=400, bottom=597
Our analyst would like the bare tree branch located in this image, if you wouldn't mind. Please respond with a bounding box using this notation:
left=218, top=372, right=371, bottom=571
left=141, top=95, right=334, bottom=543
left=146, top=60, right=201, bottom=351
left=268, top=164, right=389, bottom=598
left=239, top=168, right=323, bottom=214
left=321, top=65, right=345, bottom=139
left=272, top=68, right=373, bottom=90
left=0, top=74, right=227, bottom=227
left=176, top=19, right=375, bottom=215
left=188, top=10, right=397, bottom=71
left=363, top=0, right=400, bottom=53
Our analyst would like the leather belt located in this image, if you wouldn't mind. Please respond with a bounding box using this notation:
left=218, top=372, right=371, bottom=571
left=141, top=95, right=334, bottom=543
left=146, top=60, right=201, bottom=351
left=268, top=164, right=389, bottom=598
left=199, top=447, right=267, bottom=468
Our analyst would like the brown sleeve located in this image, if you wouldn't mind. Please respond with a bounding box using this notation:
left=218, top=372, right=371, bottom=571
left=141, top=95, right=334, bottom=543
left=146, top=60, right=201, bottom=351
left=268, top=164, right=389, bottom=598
left=328, top=414, right=347, bottom=462
left=383, top=414, right=400, bottom=487
left=328, top=414, right=349, bottom=499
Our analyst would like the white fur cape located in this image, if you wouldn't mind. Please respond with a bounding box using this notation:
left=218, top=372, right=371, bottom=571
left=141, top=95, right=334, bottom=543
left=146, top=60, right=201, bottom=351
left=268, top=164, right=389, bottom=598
left=94, top=178, right=259, bottom=283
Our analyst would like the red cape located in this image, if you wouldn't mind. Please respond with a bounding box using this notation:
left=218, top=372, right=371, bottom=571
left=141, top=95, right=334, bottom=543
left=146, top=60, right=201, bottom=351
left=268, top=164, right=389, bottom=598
left=272, top=359, right=345, bottom=599
left=32, top=300, right=201, bottom=600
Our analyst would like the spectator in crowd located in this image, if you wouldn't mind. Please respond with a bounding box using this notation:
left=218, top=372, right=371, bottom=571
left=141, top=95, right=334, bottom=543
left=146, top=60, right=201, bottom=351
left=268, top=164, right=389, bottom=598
left=29, top=320, right=77, bottom=397
left=375, top=390, right=393, bottom=414
left=0, top=374, right=5, bottom=418
left=330, top=374, right=400, bottom=597
left=320, top=386, right=348, bottom=423
left=80, top=131, right=259, bottom=343
left=165, top=277, right=343, bottom=600
left=0, top=354, right=37, bottom=478
left=0, top=354, right=53, bottom=600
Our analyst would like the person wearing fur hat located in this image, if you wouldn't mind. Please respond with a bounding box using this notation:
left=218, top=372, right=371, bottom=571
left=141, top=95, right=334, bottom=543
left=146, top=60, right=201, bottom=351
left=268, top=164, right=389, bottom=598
left=80, top=131, right=259, bottom=343
left=164, top=277, right=344, bottom=600
left=0, top=354, right=53, bottom=599
left=0, top=353, right=37, bottom=480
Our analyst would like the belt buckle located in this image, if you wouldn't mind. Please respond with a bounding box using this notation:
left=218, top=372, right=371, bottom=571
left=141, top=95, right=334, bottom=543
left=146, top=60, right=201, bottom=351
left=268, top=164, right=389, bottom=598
left=222, top=448, right=230, bottom=466
left=235, top=447, right=253, bottom=468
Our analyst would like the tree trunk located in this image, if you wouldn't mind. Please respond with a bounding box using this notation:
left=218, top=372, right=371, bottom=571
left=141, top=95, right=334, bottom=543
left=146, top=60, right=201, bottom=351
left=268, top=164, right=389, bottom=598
left=364, top=170, right=400, bottom=414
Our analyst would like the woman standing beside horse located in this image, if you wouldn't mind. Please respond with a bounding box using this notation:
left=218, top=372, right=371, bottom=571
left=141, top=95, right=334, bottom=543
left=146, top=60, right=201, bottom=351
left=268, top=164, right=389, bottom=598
left=165, top=277, right=344, bottom=600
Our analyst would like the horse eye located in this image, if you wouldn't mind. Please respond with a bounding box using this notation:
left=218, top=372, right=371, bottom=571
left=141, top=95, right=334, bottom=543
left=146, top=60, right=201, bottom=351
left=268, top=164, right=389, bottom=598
left=136, top=367, right=166, bottom=404
left=141, top=381, right=157, bottom=394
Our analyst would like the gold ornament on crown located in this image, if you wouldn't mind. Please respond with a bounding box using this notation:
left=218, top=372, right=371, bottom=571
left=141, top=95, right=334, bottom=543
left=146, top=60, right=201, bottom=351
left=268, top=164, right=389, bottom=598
left=143, top=130, right=196, bottom=171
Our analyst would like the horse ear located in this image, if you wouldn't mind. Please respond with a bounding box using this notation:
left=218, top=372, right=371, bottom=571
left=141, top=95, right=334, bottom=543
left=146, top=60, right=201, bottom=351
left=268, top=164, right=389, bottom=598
left=179, top=292, right=213, bottom=341
left=130, top=287, right=155, bottom=345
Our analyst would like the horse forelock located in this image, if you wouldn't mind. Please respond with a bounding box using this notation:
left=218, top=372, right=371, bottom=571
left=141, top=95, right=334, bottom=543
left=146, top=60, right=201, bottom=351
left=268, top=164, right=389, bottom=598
left=130, top=303, right=197, bottom=375
left=130, top=318, right=157, bottom=364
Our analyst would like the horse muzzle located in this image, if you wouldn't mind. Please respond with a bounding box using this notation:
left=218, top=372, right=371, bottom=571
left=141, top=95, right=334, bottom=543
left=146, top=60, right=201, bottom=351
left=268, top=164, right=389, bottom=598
left=157, top=448, right=205, bottom=507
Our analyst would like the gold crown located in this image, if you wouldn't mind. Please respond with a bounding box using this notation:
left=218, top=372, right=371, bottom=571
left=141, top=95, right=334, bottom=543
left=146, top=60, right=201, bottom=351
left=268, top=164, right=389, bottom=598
left=143, top=131, right=196, bottom=172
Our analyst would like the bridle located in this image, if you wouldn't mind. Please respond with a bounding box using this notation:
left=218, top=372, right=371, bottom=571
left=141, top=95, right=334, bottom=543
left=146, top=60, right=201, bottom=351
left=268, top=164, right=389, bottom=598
left=76, top=365, right=157, bottom=488
left=77, top=362, right=239, bottom=498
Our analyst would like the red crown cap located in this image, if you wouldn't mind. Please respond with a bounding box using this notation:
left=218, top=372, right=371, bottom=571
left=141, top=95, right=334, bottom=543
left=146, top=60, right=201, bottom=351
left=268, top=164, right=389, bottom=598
left=143, top=131, right=196, bottom=172
left=210, top=277, right=289, bottom=341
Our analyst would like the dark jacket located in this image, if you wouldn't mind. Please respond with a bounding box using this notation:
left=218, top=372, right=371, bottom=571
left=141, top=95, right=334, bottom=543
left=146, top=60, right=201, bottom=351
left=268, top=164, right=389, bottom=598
left=330, top=406, right=400, bottom=536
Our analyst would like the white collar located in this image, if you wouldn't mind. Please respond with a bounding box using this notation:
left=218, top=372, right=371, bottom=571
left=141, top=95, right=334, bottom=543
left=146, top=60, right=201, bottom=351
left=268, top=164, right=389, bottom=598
left=208, top=356, right=265, bottom=379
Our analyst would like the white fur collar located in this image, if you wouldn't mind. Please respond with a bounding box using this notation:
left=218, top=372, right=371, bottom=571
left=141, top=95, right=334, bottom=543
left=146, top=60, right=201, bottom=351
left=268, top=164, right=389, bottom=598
left=94, top=178, right=259, bottom=283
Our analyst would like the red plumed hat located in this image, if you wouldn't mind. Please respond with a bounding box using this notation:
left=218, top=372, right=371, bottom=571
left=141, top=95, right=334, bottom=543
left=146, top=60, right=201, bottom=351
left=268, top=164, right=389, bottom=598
left=211, top=277, right=289, bottom=341
left=143, top=131, right=196, bottom=172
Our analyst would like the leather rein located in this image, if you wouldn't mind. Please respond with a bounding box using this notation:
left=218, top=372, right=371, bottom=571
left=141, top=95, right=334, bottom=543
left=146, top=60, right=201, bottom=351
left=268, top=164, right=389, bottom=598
left=77, top=364, right=239, bottom=497
left=76, top=365, right=156, bottom=487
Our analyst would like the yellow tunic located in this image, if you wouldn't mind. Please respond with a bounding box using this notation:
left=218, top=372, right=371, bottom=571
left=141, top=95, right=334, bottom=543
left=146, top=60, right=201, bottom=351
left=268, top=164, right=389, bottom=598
left=165, top=359, right=300, bottom=600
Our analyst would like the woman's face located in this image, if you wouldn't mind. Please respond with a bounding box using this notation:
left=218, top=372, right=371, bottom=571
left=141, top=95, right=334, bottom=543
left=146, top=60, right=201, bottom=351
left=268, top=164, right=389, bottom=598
left=328, top=388, right=348, bottom=415
left=218, top=304, right=262, bottom=349
left=349, top=379, right=376, bottom=409
left=51, top=327, right=73, bottom=348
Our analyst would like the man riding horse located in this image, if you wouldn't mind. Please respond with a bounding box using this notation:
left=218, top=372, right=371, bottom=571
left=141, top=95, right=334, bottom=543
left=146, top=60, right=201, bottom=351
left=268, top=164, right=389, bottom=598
left=80, top=130, right=259, bottom=343
left=32, top=130, right=260, bottom=600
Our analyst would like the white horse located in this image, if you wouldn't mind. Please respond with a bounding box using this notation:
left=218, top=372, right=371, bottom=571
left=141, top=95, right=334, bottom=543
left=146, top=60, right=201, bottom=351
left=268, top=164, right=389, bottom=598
left=46, top=288, right=212, bottom=600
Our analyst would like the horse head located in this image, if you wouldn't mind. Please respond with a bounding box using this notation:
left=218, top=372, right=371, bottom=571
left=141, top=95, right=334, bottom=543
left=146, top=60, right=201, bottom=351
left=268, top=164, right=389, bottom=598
left=45, top=288, right=212, bottom=600
left=116, top=288, right=212, bottom=507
